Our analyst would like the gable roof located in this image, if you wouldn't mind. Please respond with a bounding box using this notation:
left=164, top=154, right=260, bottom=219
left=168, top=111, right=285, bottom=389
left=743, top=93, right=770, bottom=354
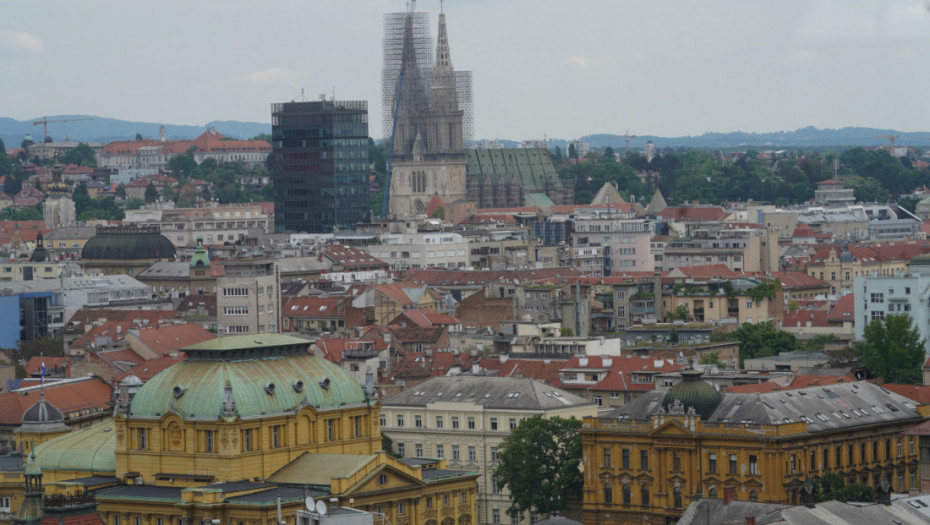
left=131, top=323, right=216, bottom=356
left=0, top=377, right=113, bottom=426
left=382, top=376, right=593, bottom=410
left=390, top=308, right=460, bottom=328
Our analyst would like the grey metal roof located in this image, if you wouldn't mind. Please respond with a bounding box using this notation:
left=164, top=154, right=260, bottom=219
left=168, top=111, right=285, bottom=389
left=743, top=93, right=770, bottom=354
left=96, top=485, right=184, bottom=501
left=381, top=376, right=594, bottom=411
left=678, top=498, right=790, bottom=525
left=137, top=261, right=191, bottom=279
left=610, top=381, right=922, bottom=433
left=778, top=499, right=930, bottom=524
left=224, top=486, right=311, bottom=503
left=44, top=226, right=97, bottom=240
left=276, top=256, right=331, bottom=274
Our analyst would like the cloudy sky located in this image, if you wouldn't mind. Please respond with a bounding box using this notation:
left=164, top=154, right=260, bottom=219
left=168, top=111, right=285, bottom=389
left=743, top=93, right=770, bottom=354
left=2, top=0, right=928, bottom=140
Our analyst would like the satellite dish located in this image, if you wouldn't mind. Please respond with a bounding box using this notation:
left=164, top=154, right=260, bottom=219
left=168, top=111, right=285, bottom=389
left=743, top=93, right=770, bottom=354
left=305, top=497, right=315, bottom=511
left=316, top=500, right=328, bottom=515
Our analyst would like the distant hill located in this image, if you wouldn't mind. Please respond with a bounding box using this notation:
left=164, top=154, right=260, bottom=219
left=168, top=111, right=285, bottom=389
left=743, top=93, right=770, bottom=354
left=568, top=126, right=930, bottom=150
left=2, top=116, right=927, bottom=152
left=0, top=115, right=271, bottom=148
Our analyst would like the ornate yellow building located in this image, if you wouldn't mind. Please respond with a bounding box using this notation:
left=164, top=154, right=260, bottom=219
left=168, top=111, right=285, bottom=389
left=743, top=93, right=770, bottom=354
left=4, top=335, right=478, bottom=525
left=581, top=371, right=928, bottom=525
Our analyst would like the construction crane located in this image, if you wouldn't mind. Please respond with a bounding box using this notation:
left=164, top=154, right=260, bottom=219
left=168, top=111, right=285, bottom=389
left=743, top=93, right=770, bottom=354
left=623, top=130, right=636, bottom=154
left=876, top=133, right=900, bottom=151
left=32, top=116, right=93, bottom=142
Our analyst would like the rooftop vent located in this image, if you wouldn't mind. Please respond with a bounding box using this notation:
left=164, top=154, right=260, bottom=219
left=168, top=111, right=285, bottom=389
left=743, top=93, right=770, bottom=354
left=265, top=382, right=276, bottom=395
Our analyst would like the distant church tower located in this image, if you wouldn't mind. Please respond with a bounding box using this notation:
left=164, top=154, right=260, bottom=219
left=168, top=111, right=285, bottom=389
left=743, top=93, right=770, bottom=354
left=43, top=160, right=75, bottom=230
left=388, top=6, right=467, bottom=217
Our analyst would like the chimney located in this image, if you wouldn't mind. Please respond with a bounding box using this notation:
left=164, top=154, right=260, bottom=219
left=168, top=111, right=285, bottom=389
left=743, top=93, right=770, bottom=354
left=722, top=486, right=737, bottom=505
left=745, top=518, right=756, bottom=525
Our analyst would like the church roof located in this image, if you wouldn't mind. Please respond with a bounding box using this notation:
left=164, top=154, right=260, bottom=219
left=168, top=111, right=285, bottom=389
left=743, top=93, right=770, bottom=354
left=466, top=148, right=565, bottom=193
left=128, top=334, right=367, bottom=418
left=589, top=182, right=625, bottom=206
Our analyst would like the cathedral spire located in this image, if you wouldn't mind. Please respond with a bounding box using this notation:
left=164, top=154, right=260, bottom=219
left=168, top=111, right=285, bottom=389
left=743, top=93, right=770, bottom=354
left=430, top=9, right=459, bottom=115
left=434, top=10, right=453, bottom=71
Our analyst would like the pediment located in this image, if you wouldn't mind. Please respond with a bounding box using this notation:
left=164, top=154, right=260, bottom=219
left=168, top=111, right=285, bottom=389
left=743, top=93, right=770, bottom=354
left=344, top=461, right=426, bottom=496
left=648, top=420, right=697, bottom=438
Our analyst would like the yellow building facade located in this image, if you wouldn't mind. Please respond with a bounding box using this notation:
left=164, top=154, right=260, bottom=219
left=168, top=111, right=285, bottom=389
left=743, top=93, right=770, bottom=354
left=5, top=335, right=477, bottom=525
left=581, top=373, right=927, bottom=525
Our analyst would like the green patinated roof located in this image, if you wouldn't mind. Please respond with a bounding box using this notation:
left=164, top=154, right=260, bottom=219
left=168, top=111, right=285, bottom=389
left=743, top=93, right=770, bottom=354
left=130, top=337, right=366, bottom=418
left=525, top=192, right=555, bottom=208
left=33, top=420, right=116, bottom=473
left=82, top=226, right=176, bottom=260
left=466, top=148, right=564, bottom=193
left=181, top=333, right=310, bottom=352
left=662, top=370, right=722, bottom=420
left=268, top=453, right=378, bottom=486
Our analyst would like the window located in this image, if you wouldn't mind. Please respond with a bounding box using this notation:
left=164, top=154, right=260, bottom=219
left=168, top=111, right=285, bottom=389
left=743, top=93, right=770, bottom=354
left=436, top=444, right=444, bottom=458
left=709, top=453, right=717, bottom=474
left=790, top=454, right=796, bottom=474
left=0, top=497, right=10, bottom=512
left=604, top=482, right=613, bottom=504
left=622, top=484, right=631, bottom=505
left=452, top=445, right=460, bottom=460
left=327, top=419, right=335, bottom=441
left=415, top=444, right=423, bottom=457
left=460, top=492, right=466, bottom=503
left=135, top=518, right=141, bottom=525
left=729, top=454, right=737, bottom=474
left=397, top=502, right=405, bottom=516
left=822, top=449, right=829, bottom=470
left=491, top=475, right=501, bottom=494
left=396, top=415, right=404, bottom=427
left=871, top=293, right=884, bottom=303
left=491, top=447, right=499, bottom=462
left=114, top=517, right=121, bottom=525
left=380, top=414, right=386, bottom=427
left=435, top=416, right=444, bottom=428
left=509, top=418, right=517, bottom=430
left=749, top=455, right=759, bottom=475
left=622, top=449, right=630, bottom=469
left=205, top=430, right=215, bottom=453
left=467, top=416, right=475, bottom=429
left=641, top=485, right=650, bottom=506
left=272, top=426, right=281, bottom=448
left=810, top=451, right=816, bottom=472
left=414, top=415, right=422, bottom=428
left=425, top=497, right=432, bottom=509
left=640, top=450, right=648, bottom=470
left=452, top=416, right=460, bottom=429
left=594, top=395, right=603, bottom=407
left=673, top=487, right=682, bottom=509
left=490, top=417, right=498, bottom=430
left=243, top=429, right=252, bottom=451
left=444, top=494, right=450, bottom=506
left=137, top=428, right=147, bottom=450
left=749, top=491, right=759, bottom=502
left=468, top=445, right=476, bottom=461
left=672, top=451, right=681, bottom=472
left=397, top=443, right=405, bottom=457
left=354, top=416, right=362, bottom=437
left=603, top=447, right=612, bottom=468
left=492, top=509, right=501, bottom=524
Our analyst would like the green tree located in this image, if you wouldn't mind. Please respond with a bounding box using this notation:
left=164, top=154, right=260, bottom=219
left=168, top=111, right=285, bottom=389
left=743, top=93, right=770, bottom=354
left=168, top=147, right=198, bottom=176
left=854, top=313, right=925, bottom=384
left=144, top=182, right=159, bottom=203
left=61, top=143, right=97, bottom=167
left=712, top=322, right=797, bottom=366
left=17, top=336, right=65, bottom=359
left=666, top=305, right=691, bottom=322
left=699, top=352, right=720, bottom=366
left=494, top=416, right=583, bottom=519
left=381, top=434, right=402, bottom=459
left=602, top=146, right=616, bottom=162
left=0, top=139, right=12, bottom=177
left=72, top=183, right=91, bottom=215
left=898, top=195, right=921, bottom=215
left=568, top=143, right=578, bottom=160
left=560, top=327, right=573, bottom=337
left=124, top=198, right=144, bottom=210
left=810, top=472, right=874, bottom=503
left=115, top=184, right=126, bottom=198
left=135, top=132, right=144, bottom=141
left=251, top=133, right=272, bottom=143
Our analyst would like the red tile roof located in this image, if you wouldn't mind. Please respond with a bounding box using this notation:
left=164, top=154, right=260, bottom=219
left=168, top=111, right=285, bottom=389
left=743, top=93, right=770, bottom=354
left=324, top=245, right=388, bottom=270
left=549, top=355, right=685, bottom=392
left=782, top=309, right=829, bottom=329
left=115, top=355, right=185, bottom=384
left=403, top=267, right=585, bottom=287
left=827, top=294, right=855, bottom=322
left=724, top=374, right=856, bottom=393
left=0, top=377, right=113, bottom=426
left=772, top=271, right=829, bottom=290
left=25, top=356, right=70, bottom=377
left=882, top=383, right=930, bottom=405
left=133, top=323, right=216, bottom=356
left=477, top=357, right=563, bottom=384
left=391, top=308, right=461, bottom=328
left=283, top=295, right=346, bottom=319
left=391, top=351, right=477, bottom=381
left=670, top=264, right=740, bottom=279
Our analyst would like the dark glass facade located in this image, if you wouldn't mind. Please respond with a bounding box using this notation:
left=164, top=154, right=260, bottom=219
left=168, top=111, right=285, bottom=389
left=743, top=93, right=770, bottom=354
left=272, top=100, right=369, bottom=233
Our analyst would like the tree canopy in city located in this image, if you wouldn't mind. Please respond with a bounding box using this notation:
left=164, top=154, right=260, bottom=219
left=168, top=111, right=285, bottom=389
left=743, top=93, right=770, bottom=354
left=854, top=313, right=925, bottom=384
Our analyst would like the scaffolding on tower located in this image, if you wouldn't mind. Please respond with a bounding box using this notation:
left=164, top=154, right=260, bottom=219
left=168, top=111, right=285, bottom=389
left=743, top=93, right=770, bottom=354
left=381, top=10, right=433, bottom=140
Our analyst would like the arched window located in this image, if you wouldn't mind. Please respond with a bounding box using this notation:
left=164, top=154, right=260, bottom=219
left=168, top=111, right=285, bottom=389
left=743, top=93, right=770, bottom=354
left=749, top=491, right=759, bottom=502
left=622, top=484, right=631, bottom=505
left=603, top=482, right=612, bottom=504
left=673, top=487, right=682, bottom=509
left=708, top=487, right=718, bottom=499
left=640, top=484, right=650, bottom=506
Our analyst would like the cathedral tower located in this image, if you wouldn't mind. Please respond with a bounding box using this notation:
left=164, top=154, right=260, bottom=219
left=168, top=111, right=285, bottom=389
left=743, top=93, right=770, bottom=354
left=388, top=6, right=467, bottom=218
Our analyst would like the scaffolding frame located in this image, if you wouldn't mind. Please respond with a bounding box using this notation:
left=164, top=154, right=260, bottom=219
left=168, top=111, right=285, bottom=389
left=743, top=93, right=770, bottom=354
left=381, top=11, right=432, bottom=140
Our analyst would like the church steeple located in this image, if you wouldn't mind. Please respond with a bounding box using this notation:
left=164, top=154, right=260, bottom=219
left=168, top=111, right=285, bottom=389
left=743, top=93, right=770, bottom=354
left=430, top=10, right=458, bottom=114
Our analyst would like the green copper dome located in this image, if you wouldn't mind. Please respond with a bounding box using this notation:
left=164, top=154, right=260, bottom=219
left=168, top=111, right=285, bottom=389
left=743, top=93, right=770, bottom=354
left=82, top=225, right=176, bottom=260
left=32, top=420, right=116, bottom=473
left=909, top=253, right=930, bottom=266
left=662, top=369, right=722, bottom=420
left=129, top=334, right=367, bottom=418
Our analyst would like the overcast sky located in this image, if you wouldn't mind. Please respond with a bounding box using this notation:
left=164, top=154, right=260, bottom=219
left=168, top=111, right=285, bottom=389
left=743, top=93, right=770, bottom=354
left=2, top=0, right=928, bottom=140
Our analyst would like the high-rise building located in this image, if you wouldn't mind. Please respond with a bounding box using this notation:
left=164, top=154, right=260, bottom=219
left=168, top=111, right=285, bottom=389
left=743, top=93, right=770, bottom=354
left=272, top=99, right=369, bottom=233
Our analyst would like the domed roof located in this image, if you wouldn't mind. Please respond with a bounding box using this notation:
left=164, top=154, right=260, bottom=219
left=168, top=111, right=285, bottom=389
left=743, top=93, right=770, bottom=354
left=662, top=369, right=722, bottom=420
left=32, top=420, right=116, bottom=473
left=81, top=225, right=176, bottom=261
left=18, top=391, right=68, bottom=433
left=128, top=334, right=367, bottom=418
left=909, top=253, right=930, bottom=266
